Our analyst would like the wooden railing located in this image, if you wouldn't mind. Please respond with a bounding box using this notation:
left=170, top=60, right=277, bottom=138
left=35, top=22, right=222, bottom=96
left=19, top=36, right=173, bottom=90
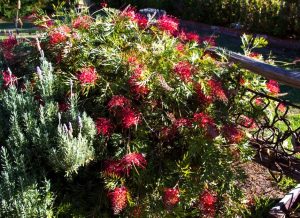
left=208, top=47, right=300, bottom=89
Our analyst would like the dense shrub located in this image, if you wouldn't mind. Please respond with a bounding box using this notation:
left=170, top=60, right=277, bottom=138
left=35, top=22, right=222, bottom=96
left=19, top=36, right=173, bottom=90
left=0, top=7, right=283, bottom=217
left=109, top=0, right=300, bottom=38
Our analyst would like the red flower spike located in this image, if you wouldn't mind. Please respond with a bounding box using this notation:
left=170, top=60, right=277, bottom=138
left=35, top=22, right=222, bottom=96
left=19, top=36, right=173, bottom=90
left=108, top=186, right=128, bottom=215
left=193, top=112, right=215, bottom=128
left=173, top=61, right=193, bottom=82
left=266, top=80, right=280, bottom=95
left=77, top=67, right=98, bottom=85
left=72, top=15, right=92, bottom=30
left=134, top=14, right=148, bottom=29
left=49, top=25, right=71, bottom=45
left=176, top=43, right=185, bottom=52
left=222, top=125, right=244, bottom=144
left=194, top=83, right=212, bottom=106
left=179, top=31, right=200, bottom=43
left=157, top=15, right=179, bottom=34
left=96, top=117, right=113, bottom=136
left=2, top=71, right=17, bottom=88
left=108, top=95, right=131, bottom=110
left=207, top=79, right=228, bottom=102
left=199, top=190, right=217, bottom=217
left=278, top=103, right=286, bottom=113
left=103, top=160, right=124, bottom=177
left=240, top=115, right=257, bottom=129
left=121, top=152, right=147, bottom=175
left=1, top=36, right=17, bottom=51
left=173, top=118, right=191, bottom=129
left=163, top=187, right=180, bottom=209
left=121, top=107, right=141, bottom=129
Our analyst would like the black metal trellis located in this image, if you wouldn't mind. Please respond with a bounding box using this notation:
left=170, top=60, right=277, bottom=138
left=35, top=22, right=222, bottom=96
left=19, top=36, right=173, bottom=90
left=211, top=47, right=300, bottom=182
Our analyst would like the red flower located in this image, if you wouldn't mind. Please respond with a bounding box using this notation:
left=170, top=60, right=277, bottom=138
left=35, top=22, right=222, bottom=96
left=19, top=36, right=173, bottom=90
left=121, top=107, right=141, bottom=128
left=199, top=190, right=217, bottom=217
left=96, top=117, right=113, bottom=136
left=173, top=61, right=193, bottom=82
left=222, top=125, right=244, bottom=143
left=2, top=71, right=17, bottom=88
left=58, top=101, right=70, bottom=112
left=207, top=79, right=228, bottom=102
left=121, top=152, right=147, bottom=175
left=278, top=103, right=286, bottom=113
left=127, top=56, right=138, bottom=66
left=194, top=83, right=212, bottom=106
left=134, top=14, right=148, bottom=29
left=249, top=52, right=260, bottom=59
left=49, top=25, right=71, bottom=45
left=163, top=188, right=180, bottom=209
left=77, top=67, right=98, bottom=85
left=157, top=15, right=179, bottom=34
left=193, top=112, right=214, bottom=128
left=1, top=36, right=17, bottom=60
left=159, top=126, right=176, bottom=140
left=176, top=43, right=185, bottom=52
left=240, top=115, right=256, bottom=129
left=72, top=15, right=92, bottom=29
left=128, top=67, right=150, bottom=98
left=108, top=95, right=131, bottom=110
left=100, top=2, right=108, bottom=8
left=108, top=186, right=128, bottom=215
left=173, top=118, right=191, bottom=129
left=179, top=31, right=200, bottom=43
left=1, top=36, right=17, bottom=51
left=120, top=7, right=136, bottom=20
left=266, top=80, right=280, bottom=95
left=103, top=160, right=124, bottom=177
left=254, top=97, right=264, bottom=106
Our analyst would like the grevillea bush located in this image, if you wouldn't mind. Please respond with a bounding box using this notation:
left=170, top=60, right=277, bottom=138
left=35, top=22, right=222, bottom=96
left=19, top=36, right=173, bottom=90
left=0, top=6, right=284, bottom=217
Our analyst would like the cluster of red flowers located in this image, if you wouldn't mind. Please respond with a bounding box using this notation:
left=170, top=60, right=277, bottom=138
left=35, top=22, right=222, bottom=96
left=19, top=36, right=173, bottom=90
left=121, top=107, right=141, bottom=129
left=107, top=95, right=141, bottom=128
left=49, top=25, right=71, bottom=45
left=240, top=115, right=257, bottom=129
left=108, top=186, right=128, bottom=215
left=222, top=125, right=244, bottom=144
left=207, top=79, right=228, bottom=102
left=199, top=190, right=217, bottom=217
left=173, top=61, right=193, bottom=82
left=163, top=187, right=180, bottom=209
left=77, top=67, right=98, bottom=85
left=157, top=15, right=179, bottom=34
left=95, top=117, right=113, bottom=136
left=194, top=83, right=213, bottom=106
left=121, top=7, right=148, bottom=29
left=108, top=95, right=131, bottom=110
left=103, top=152, right=147, bottom=177
left=72, top=15, right=92, bottom=30
left=2, top=71, right=17, bottom=88
left=128, top=65, right=150, bottom=98
left=193, top=112, right=219, bottom=138
left=266, top=80, right=280, bottom=95
left=179, top=31, right=200, bottom=43
left=1, top=36, right=17, bottom=60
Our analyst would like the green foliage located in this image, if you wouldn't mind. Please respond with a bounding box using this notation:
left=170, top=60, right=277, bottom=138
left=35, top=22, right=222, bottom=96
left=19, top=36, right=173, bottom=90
left=111, top=0, right=300, bottom=38
left=0, top=7, right=289, bottom=217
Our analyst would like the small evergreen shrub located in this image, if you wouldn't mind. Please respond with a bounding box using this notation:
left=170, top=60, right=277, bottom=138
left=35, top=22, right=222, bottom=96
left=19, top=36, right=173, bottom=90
left=0, top=7, right=284, bottom=217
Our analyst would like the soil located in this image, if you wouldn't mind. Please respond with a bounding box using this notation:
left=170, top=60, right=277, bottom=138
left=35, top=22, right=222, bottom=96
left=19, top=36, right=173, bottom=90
left=239, top=161, right=285, bottom=200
